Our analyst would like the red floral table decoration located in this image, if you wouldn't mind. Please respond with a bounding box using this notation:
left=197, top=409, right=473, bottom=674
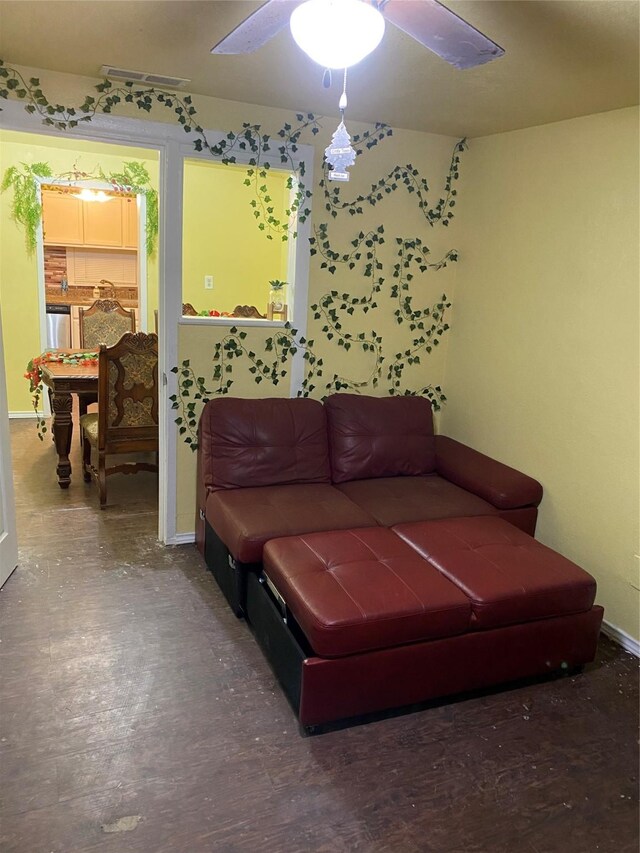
left=25, top=350, right=98, bottom=440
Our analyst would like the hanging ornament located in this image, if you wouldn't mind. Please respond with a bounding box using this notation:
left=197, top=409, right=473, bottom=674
left=325, top=121, right=356, bottom=182
left=325, top=69, right=356, bottom=182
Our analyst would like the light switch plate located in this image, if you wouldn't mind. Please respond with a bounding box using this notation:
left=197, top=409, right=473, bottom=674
left=204, top=275, right=214, bottom=290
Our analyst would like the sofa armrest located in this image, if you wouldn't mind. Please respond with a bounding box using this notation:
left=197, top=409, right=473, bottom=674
left=434, top=435, right=543, bottom=510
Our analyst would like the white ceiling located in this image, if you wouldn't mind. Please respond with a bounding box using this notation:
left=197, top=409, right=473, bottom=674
left=0, top=0, right=638, bottom=137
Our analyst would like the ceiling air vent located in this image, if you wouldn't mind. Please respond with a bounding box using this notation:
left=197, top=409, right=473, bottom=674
left=99, top=66, right=190, bottom=88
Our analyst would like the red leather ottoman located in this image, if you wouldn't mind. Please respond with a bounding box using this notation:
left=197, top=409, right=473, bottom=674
left=245, top=521, right=603, bottom=730
left=262, top=527, right=472, bottom=657
left=393, top=516, right=597, bottom=629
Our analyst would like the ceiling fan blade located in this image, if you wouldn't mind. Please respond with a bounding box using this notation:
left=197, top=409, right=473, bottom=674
left=381, top=0, right=504, bottom=69
left=211, top=0, right=301, bottom=54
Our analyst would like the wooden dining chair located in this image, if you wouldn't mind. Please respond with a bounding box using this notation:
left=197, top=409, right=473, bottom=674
left=78, top=299, right=136, bottom=420
left=80, top=332, right=159, bottom=508
left=79, top=299, right=136, bottom=349
left=232, top=304, right=266, bottom=319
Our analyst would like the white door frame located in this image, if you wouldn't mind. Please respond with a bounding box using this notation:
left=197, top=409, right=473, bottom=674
left=1, top=101, right=172, bottom=540
left=0, top=98, right=314, bottom=544
left=0, top=304, right=19, bottom=586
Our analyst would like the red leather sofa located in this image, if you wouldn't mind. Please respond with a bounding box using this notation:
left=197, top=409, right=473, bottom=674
left=195, top=394, right=543, bottom=613
left=195, top=395, right=602, bottom=729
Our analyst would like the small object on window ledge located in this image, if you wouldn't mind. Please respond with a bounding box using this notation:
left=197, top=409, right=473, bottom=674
left=267, top=280, right=288, bottom=321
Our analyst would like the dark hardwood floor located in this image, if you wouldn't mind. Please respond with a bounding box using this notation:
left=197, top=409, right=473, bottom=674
left=1, top=416, right=638, bottom=852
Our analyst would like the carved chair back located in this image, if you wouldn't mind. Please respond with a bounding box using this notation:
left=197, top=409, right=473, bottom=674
left=97, top=332, right=158, bottom=454
left=79, top=299, right=136, bottom=349
left=232, top=305, right=266, bottom=318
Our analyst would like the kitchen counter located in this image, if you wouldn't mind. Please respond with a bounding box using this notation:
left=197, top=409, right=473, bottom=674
left=45, top=291, right=138, bottom=308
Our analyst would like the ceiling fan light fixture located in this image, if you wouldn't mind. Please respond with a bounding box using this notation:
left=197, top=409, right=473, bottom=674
left=290, top=0, right=385, bottom=69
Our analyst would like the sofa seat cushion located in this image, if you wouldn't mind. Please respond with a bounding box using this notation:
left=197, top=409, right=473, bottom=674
left=206, top=484, right=377, bottom=564
left=393, top=517, right=597, bottom=630
left=336, top=475, right=499, bottom=527
left=263, top=528, right=472, bottom=657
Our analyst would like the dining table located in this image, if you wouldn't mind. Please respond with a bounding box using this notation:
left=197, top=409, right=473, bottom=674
left=39, top=349, right=98, bottom=488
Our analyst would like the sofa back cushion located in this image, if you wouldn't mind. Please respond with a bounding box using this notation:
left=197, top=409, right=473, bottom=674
left=199, top=397, right=331, bottom=491
left=325, top=394, right=436, bottom=483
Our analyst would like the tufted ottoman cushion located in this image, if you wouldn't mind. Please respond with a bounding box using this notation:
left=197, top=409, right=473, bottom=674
left=263, top=527, right=471, bottom=658
left=393, top=516, right=597, bottom=630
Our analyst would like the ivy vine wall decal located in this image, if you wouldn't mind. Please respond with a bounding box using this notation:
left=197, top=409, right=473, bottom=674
left=0, top=60, right=465, bottom=451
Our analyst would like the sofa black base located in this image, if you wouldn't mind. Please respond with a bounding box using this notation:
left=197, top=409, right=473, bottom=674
left=204, top=521, right=260, bottom=617
left=245, top=567, right=603, bottom=729
left=245, top=571, right=312, bottom=716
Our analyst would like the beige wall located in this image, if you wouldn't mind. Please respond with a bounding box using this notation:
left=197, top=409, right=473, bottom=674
left=442, top=107, right=639, bottom=641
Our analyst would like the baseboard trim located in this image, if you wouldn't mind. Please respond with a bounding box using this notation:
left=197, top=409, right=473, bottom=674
left=9, top=411, right=42, bottom=419
left=601, top=620, right=639, bottom=657
left=166, top=532, right=196, bottom=546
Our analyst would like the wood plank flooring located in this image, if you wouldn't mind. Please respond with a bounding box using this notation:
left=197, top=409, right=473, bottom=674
left=1, top=416, right=638, bottom=852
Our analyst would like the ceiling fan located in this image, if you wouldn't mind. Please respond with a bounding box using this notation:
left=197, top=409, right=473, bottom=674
left=211, top=0, right=505, bottom=71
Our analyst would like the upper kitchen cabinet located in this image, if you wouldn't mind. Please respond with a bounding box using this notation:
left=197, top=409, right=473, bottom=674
left=83, top=198, right=124, bottom=247
left=41, top=188, right=138, bottom=250
left=41, top=192, right=84, bottom=245
left=122, top=197, right=139, bottom=249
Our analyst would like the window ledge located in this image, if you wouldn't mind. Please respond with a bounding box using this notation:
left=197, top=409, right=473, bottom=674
left=178, top=316, right=287, bottom=329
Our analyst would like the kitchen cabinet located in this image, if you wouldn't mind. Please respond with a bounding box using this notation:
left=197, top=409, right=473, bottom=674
left=83, top=199, right=124, bottom=247
left=71, top=306, right=81, bottom=349
left=41, top=193, right=84, bottom=245
left=122, top=197, right=139, bottom=249
left=42, top=190, right=138, bottom=250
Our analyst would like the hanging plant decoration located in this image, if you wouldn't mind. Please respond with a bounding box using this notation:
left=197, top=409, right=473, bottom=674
left=0, top=161, right=52, bottom=252
left=1, top=158, right=159, bottom=255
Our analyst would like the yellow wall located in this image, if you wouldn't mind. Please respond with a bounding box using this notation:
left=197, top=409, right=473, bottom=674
left=182, top=160, right=290, bottom=314
left=173, top=123, right=462, bottom=532
left=442, top=107, right=640, bottom=641
left=0, top=130, right=159, bottom=412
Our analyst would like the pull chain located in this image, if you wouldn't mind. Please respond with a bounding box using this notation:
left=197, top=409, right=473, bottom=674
left=339, top=67, right=348, bottom=113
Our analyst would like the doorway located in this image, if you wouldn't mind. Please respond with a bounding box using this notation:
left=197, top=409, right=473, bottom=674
left=0, top=128, right=161, bottom=530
